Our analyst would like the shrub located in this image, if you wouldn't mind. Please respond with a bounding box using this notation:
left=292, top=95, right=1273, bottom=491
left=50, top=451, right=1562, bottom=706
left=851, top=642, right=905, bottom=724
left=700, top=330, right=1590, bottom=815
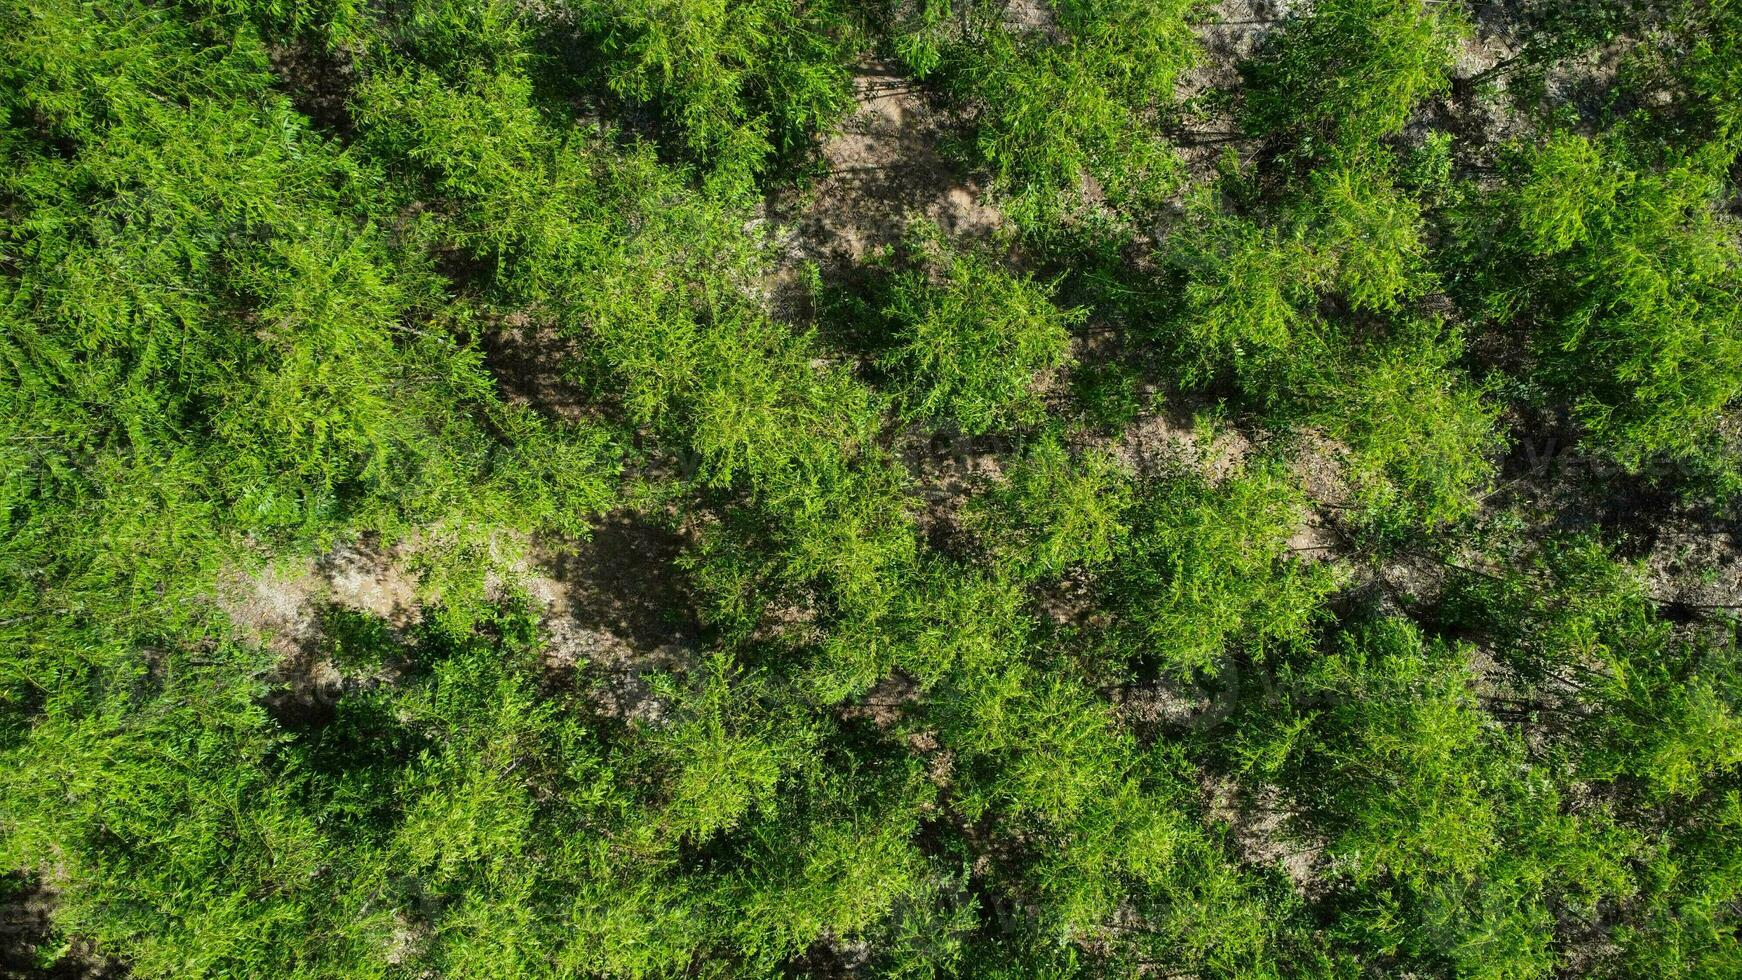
left=573, top=0, right=859, bottom=196
left=880, top=233, right=1079, bottom=434
left=1241, top=0, right=1465, bottom=157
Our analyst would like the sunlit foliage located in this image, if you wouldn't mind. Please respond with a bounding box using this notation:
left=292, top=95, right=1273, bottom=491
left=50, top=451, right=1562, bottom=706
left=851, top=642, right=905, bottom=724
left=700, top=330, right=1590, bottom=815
left=5, top=0, right=1742, bottom=975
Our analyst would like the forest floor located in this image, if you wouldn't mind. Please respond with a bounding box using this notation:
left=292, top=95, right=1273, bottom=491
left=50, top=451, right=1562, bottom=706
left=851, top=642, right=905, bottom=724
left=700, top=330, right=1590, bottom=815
left=217, top=516, right=700, bottom=727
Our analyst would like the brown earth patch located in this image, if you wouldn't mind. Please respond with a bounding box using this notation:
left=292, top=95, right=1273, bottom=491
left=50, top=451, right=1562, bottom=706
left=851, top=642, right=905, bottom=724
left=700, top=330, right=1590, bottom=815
left=1204, top=777, right=1322, bottom=891
left=1114, top=678, right=1211, bottom=729
left=216, top=537, right=424, bottom=720
left=1643, top=512, right=1742, bottom=621
left=1172, top=0, right=1305, bottom=183
left=895, top=428, right=1009, bottom=547
left=515, top=515, right=700, bottom=725
left=0, top=874, right=124, bottom=980
left=480, top=309, right=595, bottom=422
left=1002, top=0, right=1060, bottom=39
left=1113, top=405, right=1253, bottom=482
left=219, top=513, right=704, bottom=725
left=776, top=59, right=1004, bottom=272
left=838, top=672, right=922, bottom=730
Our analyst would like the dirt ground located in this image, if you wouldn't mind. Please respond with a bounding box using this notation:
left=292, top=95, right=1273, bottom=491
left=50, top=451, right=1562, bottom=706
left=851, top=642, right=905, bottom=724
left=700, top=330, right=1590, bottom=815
left=518, top=516, right=699, bottom=724
left=217, top=516, right=699, bottom=726
left=774, top=58, right=1004, bottom=272
left=0, top=875, right=121, bottom=980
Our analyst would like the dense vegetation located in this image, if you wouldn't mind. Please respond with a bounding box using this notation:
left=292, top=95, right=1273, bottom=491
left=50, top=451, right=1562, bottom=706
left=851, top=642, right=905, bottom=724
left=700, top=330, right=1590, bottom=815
left=3, top=0, right=1740, bottom=975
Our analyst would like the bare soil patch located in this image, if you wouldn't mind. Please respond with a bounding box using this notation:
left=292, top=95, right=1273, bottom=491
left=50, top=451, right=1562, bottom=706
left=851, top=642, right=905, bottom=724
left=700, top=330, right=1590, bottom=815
left=480, top=309, right=595, bottom=422
left=1204, top=777, right=1323, bottom=891
left=894, top=427, right=1009, bottom=550
left=218, top=518, right=699, bottom=725
left=1002, top=0, right=1060, bottom=39
left=216, top=537, right=423, bottom=721
left=1112, top=405, right=1253, bottom=482
left=776, top=59, right=1003, bottom=272
left=1642, top=511, right=1742, bottom=619
left=1173, top=0, right=1304, bottom=182
left=517, top=515, right=699, bottom=725
left=0, top=874, right=123, bottom=980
